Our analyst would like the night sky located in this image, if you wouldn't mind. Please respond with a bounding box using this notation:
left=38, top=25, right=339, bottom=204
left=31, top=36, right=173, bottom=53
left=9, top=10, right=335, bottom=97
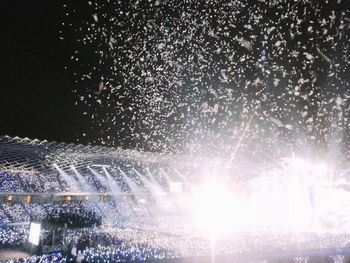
left=0, top=0, right=88, bottom=144
left=0, top=1, right=349, bottom=157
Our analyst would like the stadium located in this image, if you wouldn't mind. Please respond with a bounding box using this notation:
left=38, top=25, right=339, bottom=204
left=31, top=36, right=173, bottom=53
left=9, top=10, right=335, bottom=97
left=1, top=136, right=350, bottom=262
left=1, top=0, right=350, bottom=262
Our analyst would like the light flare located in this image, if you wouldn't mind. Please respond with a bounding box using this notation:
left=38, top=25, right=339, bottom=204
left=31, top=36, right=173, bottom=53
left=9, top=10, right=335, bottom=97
left=190, top=157, right=350, bottom=236
left=191, top=179, right=249, bottom=238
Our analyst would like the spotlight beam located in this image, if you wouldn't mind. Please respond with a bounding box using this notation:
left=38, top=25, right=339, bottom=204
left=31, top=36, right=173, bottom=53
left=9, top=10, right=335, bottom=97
left=224, top=114, right=254, bottom=178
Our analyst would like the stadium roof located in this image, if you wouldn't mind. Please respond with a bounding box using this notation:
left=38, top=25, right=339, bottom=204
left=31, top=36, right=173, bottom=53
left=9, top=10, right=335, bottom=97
left=0, top=136, right=172, bottom=173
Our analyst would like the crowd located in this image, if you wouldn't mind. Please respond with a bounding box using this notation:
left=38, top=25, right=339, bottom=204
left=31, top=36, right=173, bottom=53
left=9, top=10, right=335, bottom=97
left=0, top=201, right=107, bottom=226
left=16, top=173, right=42, bottom=193
left=23, top=203, right=47, bottom=220
left=2, top=204, right=30, bottom=222
left=0, top=165, right=168, bottom=194
left=1, top=200, right=350, bottom=262
left=2, top=229, right=350, bottom=263
left=0, top=208, right=10, bottom=225
left=0, top=172, right=23, bottom=193
left=0, top=171, right=61, bottom=193
left=45, top=201, right=102, bottom=228
left=2, top=168, right=350, bottom=262
left=0, top=227, right=27, bottom=248
left=5, top=251, right=68, bottom=263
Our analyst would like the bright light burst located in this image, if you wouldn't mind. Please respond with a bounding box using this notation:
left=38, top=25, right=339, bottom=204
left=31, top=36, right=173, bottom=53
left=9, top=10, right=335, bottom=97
left=191, top=179, right=249, bottom=238
left=187, top=157, right=350, bottom=237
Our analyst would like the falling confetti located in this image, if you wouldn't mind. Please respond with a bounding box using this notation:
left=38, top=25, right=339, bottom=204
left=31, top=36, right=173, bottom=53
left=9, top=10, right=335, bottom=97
left=61, top=0, right=350, bottom=160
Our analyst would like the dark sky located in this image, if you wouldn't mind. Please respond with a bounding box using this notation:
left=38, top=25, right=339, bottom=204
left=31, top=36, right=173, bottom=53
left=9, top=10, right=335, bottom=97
left=0, top=0, right=88, bottom=144
left=0, top=0, right=349, bottom=156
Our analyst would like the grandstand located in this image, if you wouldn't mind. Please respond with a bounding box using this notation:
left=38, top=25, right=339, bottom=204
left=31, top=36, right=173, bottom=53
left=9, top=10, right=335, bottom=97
left=1, top=136, right=350, bottom=263
left=0, top=135, right=173, bottom=173
left=0, top=135, right=185, bottom=196
left=0, top=136, right=188, bottom=262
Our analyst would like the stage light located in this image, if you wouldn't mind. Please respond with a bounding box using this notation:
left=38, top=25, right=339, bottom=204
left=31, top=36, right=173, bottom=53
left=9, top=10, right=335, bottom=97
left=28, top=222, right=41, bottom=246
left=248, top=158, right=325, bottom=231
left=169, top=181, right=183, bottom=193
left=248, top=178, right=314, bottom=231
left=192, top=180, right=248, bottom=238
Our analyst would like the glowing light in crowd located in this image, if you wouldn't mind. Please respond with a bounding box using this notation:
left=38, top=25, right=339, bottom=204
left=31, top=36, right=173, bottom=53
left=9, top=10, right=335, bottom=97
left=191, top=179, right=248, bottom=238
left=188, top=156, right=350, bottom=236
left=28, top=222, right=41, bottom=246
left=246, top=158, right=330, bottom=232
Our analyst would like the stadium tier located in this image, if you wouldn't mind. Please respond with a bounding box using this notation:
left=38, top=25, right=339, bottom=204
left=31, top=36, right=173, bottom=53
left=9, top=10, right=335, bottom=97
left=0, top=136, right=188, bottom=262
left=0, top=135, right=187, bottom=195
left=1, top=136, right=350, bottom=263
left=0, top=135, right=173, bottom=173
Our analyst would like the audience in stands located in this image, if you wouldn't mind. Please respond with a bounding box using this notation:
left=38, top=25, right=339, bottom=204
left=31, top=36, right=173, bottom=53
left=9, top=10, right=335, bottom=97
left=1, top=169, right=350, bottom=262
